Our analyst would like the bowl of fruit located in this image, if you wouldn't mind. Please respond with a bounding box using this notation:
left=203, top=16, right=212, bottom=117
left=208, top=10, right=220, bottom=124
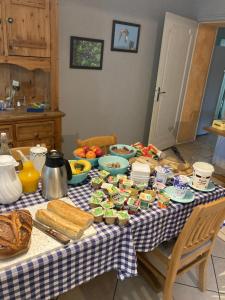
left=98, top=155, right=129, bottom=175
left=109, top=144, right=137, bottom=160
left=73, top=146, right=104, bottom=167
left=68, top=160, right=92, bottom=185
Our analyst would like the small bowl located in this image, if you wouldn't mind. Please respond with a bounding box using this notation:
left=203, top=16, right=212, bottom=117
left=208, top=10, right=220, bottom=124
left=109, top=144, right=137, bottom=159
left=73, top=155, right=99, bottom=167
left=68, top=160, right=89, bottom=185
left=98, top=155, right=129, bottom=175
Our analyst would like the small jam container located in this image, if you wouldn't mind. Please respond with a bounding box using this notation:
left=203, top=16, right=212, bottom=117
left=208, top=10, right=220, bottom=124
left=104, top=209, right=117, bottom=225
left=98, top=170, right=110, bottom=180
left=139, top=192, right=153, bottom=209
left=127, top=197, right=140, bottom=214
left=88, top=196, right=103, bottom=209
left=119, top=179, right=134, bottom=189
left=101, top=200, right=114, bottom=210
left=107, top=175, right=119, bottom=186
left=90, top=207, right=104, bottom=223
left=91, top=177, right=104, bottom=189
left=114, top=196, right=126, bottom=209
left=157, top=192, right=170, bottom=209
left=92, top=190, right=105, bottom=200
left=117, top=211, right=130, bottom=226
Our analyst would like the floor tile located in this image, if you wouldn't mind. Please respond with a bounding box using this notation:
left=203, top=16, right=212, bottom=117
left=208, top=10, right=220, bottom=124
left=212, top=257, right=225, bottom=294
left=173, top=283, right=219, bottom=300
left=220, top=293, right=225, bottom=299
left=59, top=271, right=117, bottom=300
left=212, top=237, right=225, bottom=259
left=175, top=256, right=218, bottom=292
left=114, top=275, right=163, bottom=300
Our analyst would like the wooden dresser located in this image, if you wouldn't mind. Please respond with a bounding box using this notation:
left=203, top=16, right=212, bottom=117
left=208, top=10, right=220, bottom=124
left=0, top=0, right=63, bottom=150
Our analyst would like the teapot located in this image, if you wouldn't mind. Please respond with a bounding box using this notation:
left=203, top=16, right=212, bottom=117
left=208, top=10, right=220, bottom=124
left=41, top=150, right=72, bottom=200
left=0, top=155, right=22, bottom=204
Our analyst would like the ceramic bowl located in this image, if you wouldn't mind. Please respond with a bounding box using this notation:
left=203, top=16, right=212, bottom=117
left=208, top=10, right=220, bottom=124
left=98, top=155, right=129, bottom=175
left=68, top=160, right=90, bottom=185
left=109, top=144, right=137, bottom=159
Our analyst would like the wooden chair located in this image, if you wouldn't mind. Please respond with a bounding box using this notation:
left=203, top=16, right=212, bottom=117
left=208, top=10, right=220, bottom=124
left=137, top=197, right=225, bottom=300
left=76, top=134, right=117, bottom=154
left=10, top=147, right=31, bottom=161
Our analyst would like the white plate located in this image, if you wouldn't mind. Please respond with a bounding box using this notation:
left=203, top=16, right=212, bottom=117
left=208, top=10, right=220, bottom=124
left=188, top=181, right=216, bottom=192
left=165, top=186, right=195, bottom=203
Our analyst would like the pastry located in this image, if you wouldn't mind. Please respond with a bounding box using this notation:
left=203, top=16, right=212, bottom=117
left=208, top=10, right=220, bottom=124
left=0, top=210, right=32, bottom=259
left=47, top=199, right=94, bottom=230
left=36, top=209, right=84, bottom=240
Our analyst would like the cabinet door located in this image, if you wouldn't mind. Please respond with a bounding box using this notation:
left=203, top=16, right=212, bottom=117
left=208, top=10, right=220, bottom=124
left=5, top=0, right=50, bottom=57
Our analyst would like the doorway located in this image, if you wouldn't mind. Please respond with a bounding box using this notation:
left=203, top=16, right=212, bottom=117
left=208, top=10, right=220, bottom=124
left=177, top=22, right=225, bottom=144
left=197, top=27, right=225, bottom=135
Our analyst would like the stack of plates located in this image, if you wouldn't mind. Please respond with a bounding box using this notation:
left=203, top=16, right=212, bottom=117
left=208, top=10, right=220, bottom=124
left=130, top=162, right=150, bottom=184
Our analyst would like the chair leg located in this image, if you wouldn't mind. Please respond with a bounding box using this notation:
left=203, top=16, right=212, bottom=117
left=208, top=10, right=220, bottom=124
left=199, top=259, right=208, bottom=292
left=163, top=277, right=175, bottom=300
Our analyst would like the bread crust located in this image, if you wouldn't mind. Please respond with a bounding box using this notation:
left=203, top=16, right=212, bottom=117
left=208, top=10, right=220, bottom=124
left=35, top=209, right=84, bottom=240
left=0, top=210, right=32, bottom=259
left=47, top=199, right=94, bottom=229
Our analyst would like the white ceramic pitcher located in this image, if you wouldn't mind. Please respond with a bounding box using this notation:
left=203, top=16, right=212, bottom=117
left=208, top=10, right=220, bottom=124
left=0, top=155, right=22, bottom=204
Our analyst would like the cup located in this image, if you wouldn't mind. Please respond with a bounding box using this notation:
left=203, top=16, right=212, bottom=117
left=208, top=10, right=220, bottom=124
left=173, top=175, right=189, bottom=199
left=30, top=144, right=47, bottom=174
left=155, top=166, right=172, bottom=185
left=192, top=162, right=214, bottom=190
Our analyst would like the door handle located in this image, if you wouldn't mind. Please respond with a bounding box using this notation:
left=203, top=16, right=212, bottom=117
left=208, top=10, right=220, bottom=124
left=156, top=87, right=166, bottom=102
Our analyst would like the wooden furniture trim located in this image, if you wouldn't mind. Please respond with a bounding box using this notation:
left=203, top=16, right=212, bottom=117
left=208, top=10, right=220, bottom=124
left=49, top=0, right=58, bottom=111
left=204, top=126, right=225, bottom=138
left=177, top=23, right=218, bottom=143
left=15, top=121, right=54, bottom=141
left=138, top=197, right=225, bottom=300
left=0, top=55, right=50, bottom=71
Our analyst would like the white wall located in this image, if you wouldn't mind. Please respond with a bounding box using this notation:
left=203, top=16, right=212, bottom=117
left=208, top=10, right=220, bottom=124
left=59, top=0, right=196, bottom=158
left=194, top=0, right=225, bottom=21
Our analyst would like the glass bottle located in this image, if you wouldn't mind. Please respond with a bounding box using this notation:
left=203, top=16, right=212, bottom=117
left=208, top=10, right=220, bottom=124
left=18, top=160, right=40, bottom=193
left=0, top=133, right=10, bottom=155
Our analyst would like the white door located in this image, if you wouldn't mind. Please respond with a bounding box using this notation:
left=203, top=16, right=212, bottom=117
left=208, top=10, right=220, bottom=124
left=148, top=12, right=198, bottom=150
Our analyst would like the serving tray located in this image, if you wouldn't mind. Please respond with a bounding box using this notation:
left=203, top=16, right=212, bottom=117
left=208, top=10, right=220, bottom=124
left=0, top=198, right=96, bottom=271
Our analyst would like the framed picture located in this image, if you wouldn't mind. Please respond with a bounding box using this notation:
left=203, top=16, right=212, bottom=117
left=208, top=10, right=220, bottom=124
left=70, top=36, right=104, bottom=70
left=111, top=20, right=141, bottom=53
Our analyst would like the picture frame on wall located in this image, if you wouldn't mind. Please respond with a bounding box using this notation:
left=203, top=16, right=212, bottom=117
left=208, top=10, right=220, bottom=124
left=70, top=36, right=104, bottom=70
left=111, top=20, right=141, bottom=53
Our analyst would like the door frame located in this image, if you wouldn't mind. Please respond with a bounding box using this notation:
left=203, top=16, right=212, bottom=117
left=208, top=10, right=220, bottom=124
left=177, top=20, right=225, bottom=144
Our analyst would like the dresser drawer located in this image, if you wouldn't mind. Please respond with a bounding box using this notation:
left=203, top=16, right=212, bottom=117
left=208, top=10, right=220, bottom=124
left=16, top=137, right=54, bottom=149
left=16, top=122, right=54, bottom=141
left=0, top=125, right=13, bottom=143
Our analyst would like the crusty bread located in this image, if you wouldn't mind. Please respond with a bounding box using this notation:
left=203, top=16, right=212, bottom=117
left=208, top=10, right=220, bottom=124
left=0, top=210, right=32, bottom=259
left=35, top=209, right=84, bottom=240
left=47, top=199, right=94, bottom=230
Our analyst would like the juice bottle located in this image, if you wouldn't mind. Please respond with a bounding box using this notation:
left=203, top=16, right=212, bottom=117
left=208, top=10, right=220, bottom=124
left=18, top=160, right=40, bottom=193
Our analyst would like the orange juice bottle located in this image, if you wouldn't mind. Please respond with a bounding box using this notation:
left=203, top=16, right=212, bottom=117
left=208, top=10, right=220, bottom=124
left=18, top=161, right=40, bottom=193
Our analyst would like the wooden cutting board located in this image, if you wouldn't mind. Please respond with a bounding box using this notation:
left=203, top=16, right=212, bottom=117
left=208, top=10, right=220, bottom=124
left=0, top=198, right=96, bottom=271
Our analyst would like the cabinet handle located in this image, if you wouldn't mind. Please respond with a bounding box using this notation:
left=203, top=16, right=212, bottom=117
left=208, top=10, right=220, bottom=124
left=7, top=17, right=14, bottom=24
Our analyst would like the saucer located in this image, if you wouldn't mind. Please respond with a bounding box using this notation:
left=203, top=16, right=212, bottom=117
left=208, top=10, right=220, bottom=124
left=165, top=186, right=195, bottom=203
left=188, top=181, right=215, bottom=192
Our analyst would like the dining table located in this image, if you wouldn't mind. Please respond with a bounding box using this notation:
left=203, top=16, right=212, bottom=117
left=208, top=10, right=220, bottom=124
left=0, top=168, right=225, bottom=300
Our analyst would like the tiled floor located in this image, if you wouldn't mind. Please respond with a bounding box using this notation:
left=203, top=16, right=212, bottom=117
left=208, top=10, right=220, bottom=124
left=59, top=134, right=225, bottom=300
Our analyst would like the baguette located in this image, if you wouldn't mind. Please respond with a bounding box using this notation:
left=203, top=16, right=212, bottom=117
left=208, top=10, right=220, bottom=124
left=35, top=209, right=84, bottom=240
left=47, top=199, right=94, bottom=230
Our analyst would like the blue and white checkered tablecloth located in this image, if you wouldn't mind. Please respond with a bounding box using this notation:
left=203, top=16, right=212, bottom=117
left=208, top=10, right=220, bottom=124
left=0, top=169, right=224, bottom=300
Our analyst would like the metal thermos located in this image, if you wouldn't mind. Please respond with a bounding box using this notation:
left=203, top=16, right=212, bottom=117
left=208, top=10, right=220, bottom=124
left=41, top=150, right=72, bottom=200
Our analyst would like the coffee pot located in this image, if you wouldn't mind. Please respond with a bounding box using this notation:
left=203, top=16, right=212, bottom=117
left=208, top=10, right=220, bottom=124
left=41, top=150, right=72, bottom=200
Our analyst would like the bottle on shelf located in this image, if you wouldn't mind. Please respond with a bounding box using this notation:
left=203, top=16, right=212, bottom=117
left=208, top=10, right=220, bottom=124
left=0, top=133, right=10, bottom=155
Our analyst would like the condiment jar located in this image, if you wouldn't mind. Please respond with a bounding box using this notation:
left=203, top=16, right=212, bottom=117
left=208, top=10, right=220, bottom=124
left=19, top=160, right=40, bottom=193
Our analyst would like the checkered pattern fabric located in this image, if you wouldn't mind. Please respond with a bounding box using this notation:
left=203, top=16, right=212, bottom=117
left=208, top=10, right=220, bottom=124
left=0, top=169, right=224, bottom=300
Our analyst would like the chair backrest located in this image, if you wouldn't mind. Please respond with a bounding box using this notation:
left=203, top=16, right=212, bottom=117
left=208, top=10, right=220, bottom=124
left=76, top=134, right=117, bottom=154
left=10, top=147, right=31, bottom=161
left=172, top=197, right=225, bottom=263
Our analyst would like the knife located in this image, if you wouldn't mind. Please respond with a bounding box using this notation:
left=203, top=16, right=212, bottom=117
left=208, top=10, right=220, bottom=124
left=33, top=219, right=70, bottom=245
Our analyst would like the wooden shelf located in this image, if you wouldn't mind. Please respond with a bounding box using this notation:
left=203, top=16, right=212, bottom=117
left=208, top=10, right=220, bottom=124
left=204, top=126, right=225, bottom=138
left=0, top=56, right=50, bottom=72
left=0, top=111, right=64, bottom=122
